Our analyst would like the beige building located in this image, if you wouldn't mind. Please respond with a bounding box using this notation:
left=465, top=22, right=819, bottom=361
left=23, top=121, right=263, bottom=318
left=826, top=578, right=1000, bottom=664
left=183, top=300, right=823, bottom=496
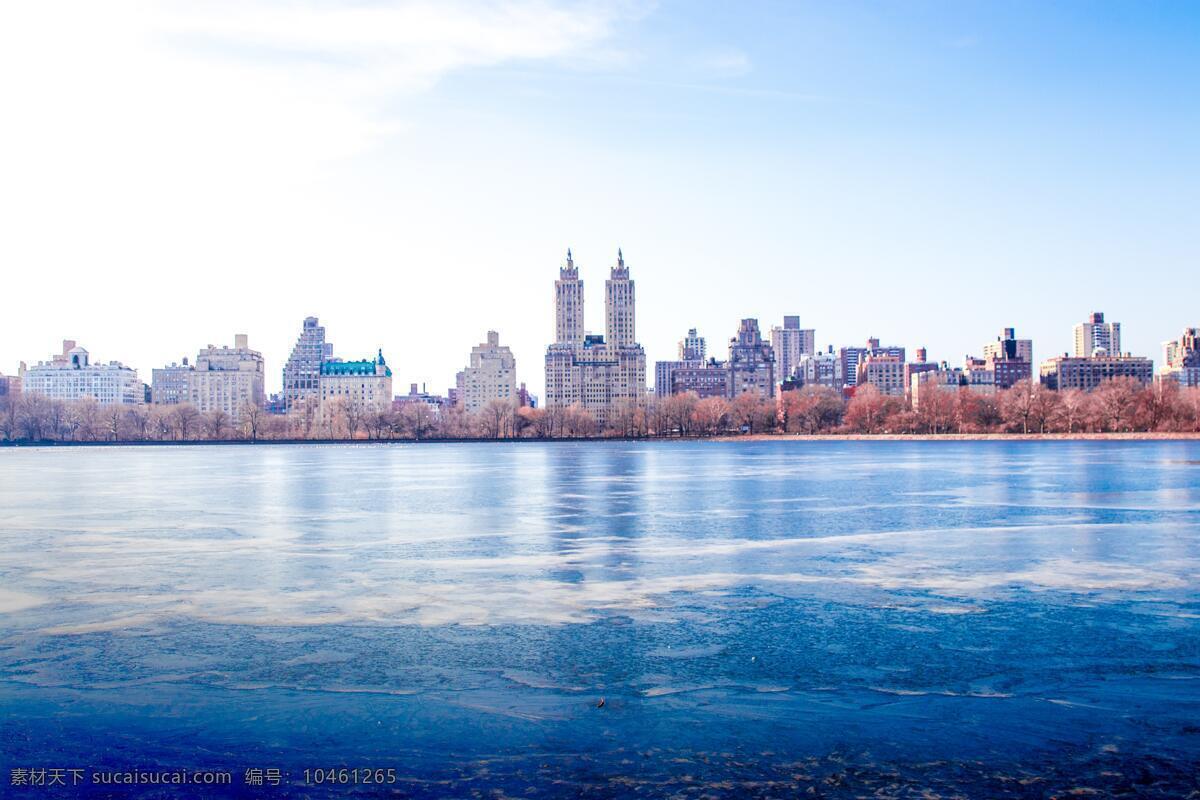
left=457, top=331, right=517, bottom=413
left=187, top=334, right=265, bottom=421
left=318, top=351, right=392, bottom=414
left=544, top=249, right=647, bottom=426
left=856, top=353, right=906, bottom=396
left=1159, top=328, right=1200, bottom=388
left=769, top=315, right=815, bottom=383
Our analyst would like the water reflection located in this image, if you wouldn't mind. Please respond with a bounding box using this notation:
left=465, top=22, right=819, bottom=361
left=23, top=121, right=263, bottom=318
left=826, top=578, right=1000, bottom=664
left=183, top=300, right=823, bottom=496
left=0, top=441, right=1198, bottom=797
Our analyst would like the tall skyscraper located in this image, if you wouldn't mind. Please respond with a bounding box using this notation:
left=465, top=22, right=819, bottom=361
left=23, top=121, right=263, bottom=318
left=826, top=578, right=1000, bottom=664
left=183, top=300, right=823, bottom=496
left=554, top=250, right=584, bottom=345
left=769, top=315, right=816, bottom=383
left=605, top=249, right=636, bottom=347
left=456, top=330, right=517, bottom=413
left=283, top=317, right=333, bottom=413
left=1074, top=312, right=1121, bottom=357
left=545, top=249, right=647, bottom=425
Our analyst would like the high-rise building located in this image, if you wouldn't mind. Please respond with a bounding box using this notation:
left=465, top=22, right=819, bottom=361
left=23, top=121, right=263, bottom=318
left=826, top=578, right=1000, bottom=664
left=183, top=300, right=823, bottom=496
left=605, top=249, right=636, bottom=347
left=554, top=250, right=585, bottom=345
left=21, top=341, right=141, bottom=405
left=857, top=354, right=906, bottom=396
left=679, top=328, right=706, bottom=361
left=983, top=327, right=1033, bottom=364
left=903, top=347, right=939, bottom=395
left=283, top=317, right=333, bottom=413
left=670, top=359, right=730, bottom=398
left=978, top=327, right=1033, bottom=389
left=1074, top=312, right=1121, bottom=357
left=1039, top=354, right=1153, bottom=391
left=319, top=351, right=392, bottom=414
left=1158, top=328, right=1200, bottom=387
left=728, top=319, right=776, bottom=399
left=840, top=338, right=905, bottom=388
left=151, top=358, right=193, bottom=405
left=655, top=327, right=708, bottom=398
left=187, top=334, right=265, bottom=421
left=769, top=315, right=816, bottom=383
left=456, top=330, right=517, bottom=413
left=797, top=346, right=844, bottom=389
left=544, top=250, right=647, bottom=425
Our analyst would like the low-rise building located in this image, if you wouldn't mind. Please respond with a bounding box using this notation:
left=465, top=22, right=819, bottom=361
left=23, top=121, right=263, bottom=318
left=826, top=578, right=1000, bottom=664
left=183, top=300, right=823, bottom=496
left=911, top=366, right=996, bottom=410
left=21, top=341, right=141, bottom=405
left=393, top=382, right=447, bottom=414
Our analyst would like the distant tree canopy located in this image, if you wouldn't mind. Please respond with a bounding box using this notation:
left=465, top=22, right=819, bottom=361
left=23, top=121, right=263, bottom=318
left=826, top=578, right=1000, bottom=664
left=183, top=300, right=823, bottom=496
left=2, top=379, right=1199, bottom=443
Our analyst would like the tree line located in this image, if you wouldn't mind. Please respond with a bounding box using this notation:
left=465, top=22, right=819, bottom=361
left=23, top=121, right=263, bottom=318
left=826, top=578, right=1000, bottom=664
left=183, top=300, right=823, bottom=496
left=2, top=378, right=1199, bottom=443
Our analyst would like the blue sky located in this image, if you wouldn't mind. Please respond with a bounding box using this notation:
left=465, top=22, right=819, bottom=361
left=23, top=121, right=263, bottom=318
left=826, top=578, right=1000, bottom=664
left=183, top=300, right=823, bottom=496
left=1, top=1, right=1197, bottom=395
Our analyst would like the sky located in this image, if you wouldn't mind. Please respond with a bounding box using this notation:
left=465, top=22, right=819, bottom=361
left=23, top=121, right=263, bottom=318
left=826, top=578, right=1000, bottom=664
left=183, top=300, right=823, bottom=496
left=1, top=0, right=1197, bottom=397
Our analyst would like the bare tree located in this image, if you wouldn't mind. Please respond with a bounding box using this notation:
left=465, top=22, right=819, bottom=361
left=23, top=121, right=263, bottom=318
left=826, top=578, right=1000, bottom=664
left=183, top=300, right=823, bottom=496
left=663, top=393, right=698, bottom=436
left=401, top=402, right=436, bottom=440
left=171, top=403, right=200, bottom=440
left=202, top=409, right=230, bottom=440
left=240, top=402, right=265, bottom=441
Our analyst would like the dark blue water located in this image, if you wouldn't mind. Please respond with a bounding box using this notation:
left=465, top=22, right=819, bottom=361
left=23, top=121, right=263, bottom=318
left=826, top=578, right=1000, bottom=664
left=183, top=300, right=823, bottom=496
left=1, top=441, right=1198, bottom=797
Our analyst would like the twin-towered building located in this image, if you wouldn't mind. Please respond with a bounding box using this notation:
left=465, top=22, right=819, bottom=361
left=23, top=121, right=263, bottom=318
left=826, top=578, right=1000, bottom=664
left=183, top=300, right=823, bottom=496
left=544, top=249, right=647, bottom=424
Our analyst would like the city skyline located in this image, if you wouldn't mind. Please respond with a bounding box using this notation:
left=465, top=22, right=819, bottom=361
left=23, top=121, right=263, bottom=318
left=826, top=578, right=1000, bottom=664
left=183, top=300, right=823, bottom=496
left=2, top=2, right=1198, bottom=396
left=7, top=296, right=1196, bottom=406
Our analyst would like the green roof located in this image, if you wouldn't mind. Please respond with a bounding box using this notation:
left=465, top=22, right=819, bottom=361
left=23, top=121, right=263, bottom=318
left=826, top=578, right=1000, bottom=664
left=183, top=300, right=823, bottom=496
left=320, top=359, right=391, bottom=377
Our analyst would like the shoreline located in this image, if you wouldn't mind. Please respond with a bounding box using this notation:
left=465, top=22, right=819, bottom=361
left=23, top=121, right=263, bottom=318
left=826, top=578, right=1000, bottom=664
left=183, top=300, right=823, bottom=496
left=3, top=431, right=1200, bottom=447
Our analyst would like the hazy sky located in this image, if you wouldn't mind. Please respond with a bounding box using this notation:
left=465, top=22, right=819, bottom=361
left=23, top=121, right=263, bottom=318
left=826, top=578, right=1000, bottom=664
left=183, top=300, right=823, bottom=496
left=2, top=1, right=1197, bottom=397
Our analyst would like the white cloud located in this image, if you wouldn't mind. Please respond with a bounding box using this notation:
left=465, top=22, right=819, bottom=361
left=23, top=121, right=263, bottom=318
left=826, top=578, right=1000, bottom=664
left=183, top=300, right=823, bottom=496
left=0, top=0, right=644, bottom=387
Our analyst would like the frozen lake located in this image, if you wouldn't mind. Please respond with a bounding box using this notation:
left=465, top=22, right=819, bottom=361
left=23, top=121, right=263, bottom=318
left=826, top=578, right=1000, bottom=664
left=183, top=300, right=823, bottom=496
left=1, top=441, right=1198, bottom=797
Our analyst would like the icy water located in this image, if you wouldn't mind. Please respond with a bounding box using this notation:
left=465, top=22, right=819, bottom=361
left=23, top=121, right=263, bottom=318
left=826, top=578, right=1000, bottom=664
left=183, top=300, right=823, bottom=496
left=1, top=441, right=1198, bottom=798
